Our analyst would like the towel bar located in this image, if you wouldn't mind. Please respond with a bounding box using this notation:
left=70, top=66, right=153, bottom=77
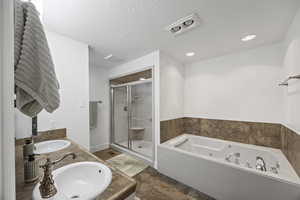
left=279, top=75, right=300, bottom=86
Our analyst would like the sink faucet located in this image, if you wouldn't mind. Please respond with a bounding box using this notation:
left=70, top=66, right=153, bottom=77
left=256, top=156, right=267, bottom=172
left=39, top=152, right=76, bottom=198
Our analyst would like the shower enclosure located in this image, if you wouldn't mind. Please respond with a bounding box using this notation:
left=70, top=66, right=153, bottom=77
left=110, top=69, right=153, bottom=160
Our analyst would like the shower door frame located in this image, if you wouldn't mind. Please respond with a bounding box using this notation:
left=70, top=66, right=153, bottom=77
left=110, top=68, right=154, bottom=162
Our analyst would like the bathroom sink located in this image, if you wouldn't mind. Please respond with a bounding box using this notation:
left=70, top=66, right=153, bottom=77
left=33, top=161, right=112, bottom=200
left=34, top=140, right=71, bottom=154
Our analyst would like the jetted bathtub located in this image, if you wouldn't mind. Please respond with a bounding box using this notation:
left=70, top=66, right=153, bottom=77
left=158, top=134, right=300, bottom=200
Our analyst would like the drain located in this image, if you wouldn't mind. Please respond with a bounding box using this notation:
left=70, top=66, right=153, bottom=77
left=70, top=195, right=80, bottom=199
left=138, top=145, right=142, bottom=148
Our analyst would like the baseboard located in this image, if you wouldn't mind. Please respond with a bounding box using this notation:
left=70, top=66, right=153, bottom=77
left=90, top=143, right=110, bottom=153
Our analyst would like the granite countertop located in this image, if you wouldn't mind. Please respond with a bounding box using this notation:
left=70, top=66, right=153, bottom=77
left=15, top=130, right=136, bottom=200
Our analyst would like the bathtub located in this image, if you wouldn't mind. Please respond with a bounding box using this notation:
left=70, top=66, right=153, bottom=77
left=158, top=134, right=300, bottom=200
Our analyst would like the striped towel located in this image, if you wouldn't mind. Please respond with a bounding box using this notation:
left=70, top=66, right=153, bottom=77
left=14, top=0, right=60, bottom=117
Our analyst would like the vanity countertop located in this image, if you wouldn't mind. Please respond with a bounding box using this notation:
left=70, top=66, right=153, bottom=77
left=15, top=129, right=136, bottom=200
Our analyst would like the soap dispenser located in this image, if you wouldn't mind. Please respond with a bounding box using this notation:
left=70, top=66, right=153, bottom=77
left=23, top=139, right=39, bottom=183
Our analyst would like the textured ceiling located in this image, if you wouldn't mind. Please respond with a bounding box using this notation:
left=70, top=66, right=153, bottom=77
left=43, top=0, right=300, bottom=67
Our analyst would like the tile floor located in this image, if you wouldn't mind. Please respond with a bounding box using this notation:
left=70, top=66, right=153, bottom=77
left=94, top=148, right=215, bottom=200
left=118, top=140, right=153, bottom=158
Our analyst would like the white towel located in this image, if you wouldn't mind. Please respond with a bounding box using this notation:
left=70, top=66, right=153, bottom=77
left=14, top=0, right=60, bottom=117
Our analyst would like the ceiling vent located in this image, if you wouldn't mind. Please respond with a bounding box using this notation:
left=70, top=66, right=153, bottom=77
left=165, top=13, right=201, bottom=36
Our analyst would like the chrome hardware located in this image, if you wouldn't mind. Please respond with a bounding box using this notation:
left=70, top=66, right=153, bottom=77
left=225, top=153, right=233, bottom=162
left=234, top=153, right=240, bottom=164
left=276, top=161, right=280, bottom=169
left=279, top=75, right=300, bottom=86
left=245, top=162, right=252, bottom=168
left=270, top=166, right=278, bottom=174
left=39, top=153, right=76, bottom=198
left=256, top=156, right=267, bottom=172
left=225, top=152, right=240, bottom=164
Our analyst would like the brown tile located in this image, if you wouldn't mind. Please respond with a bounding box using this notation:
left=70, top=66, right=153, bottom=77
left=15, top=128, right=67, bottom=146
left=16, top=137, right=136, bottom=200
left=161, top=117, right=290, bottom=151
left=110, top=69, right=152, bottom=85
left=280, top=125, right=288, bottom=155
left=249, top=123, right=281, bottom=148
left=199, top=119, right=222, bottom=139
left=285, top=127, right=300, bottom=177
left=183, top=117, right=201, bottom=135
left=160, top=118, right=184, bottom=143
left=133, top=167, right=215, bottom=200
left=219, top=120, right=250, bottom=144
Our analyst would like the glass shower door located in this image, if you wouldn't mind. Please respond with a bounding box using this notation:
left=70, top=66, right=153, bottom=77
left=112, top=86, right=129, bottom=149
left=111, top=80, right=153, bottom=159
left=129, top=82, right=152, bottom=158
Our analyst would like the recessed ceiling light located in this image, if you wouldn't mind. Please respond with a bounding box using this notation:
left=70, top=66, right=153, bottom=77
left=104, top=54, right=113, bottom=60
left=183, top=19, right=195, bottom=27
left=186, top=52, right=195, bottom=57
left=241, top=34, right=257, bottom=42
left=170, top=26, right=182, bottom=33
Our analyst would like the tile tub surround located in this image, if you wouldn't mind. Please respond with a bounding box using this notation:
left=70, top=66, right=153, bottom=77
left=160, top=117, right=300, bottom=177
left=281, top=126, right=300, bottom=177
left=160, top=117, right=282, bottom=148
left=160, top=118, right=184, bottom=144
left=15, top=134, right=136, bottom=200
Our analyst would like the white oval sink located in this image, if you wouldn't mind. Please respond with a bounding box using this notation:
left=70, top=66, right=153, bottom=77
left=34, top=140, right=71, bottom=154
left=33, top=162, right=112, bottom=200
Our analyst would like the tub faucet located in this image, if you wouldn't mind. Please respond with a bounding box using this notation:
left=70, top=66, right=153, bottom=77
left=256, top=156, right=266, bottom=172
left=39, top=152, right=76, bottom=198
left=225, top=152, right=240, bottom=164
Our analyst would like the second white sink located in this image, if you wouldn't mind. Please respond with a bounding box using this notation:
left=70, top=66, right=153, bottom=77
left=33, top=161, right=112, bottom=200
left=34, top=140, right=71, bottom=154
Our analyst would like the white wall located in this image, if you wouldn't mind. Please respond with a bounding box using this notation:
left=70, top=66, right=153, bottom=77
left=184, top=43, right=285, bottom=123
left=0, top=0, right=3, bottom=196
left=283, top=8, right=300, bottom=133
left=286, top=8, right=300, bottom=45
left=1, top=0, right=15, bottom=199
left=160, top=53, right=185, bottom=121
left=39, top=31, right=90, bottom=149
left=89, top=66, right=110, bottom=152
left=109, top=51, right=159, bottom=78
left=15, top=31, right=90, bottom=149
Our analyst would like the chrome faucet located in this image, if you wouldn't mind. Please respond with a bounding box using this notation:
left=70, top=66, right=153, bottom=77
left=39, top=152, right=76, bottom=198
left=256, top=156, right=267, bottom=172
